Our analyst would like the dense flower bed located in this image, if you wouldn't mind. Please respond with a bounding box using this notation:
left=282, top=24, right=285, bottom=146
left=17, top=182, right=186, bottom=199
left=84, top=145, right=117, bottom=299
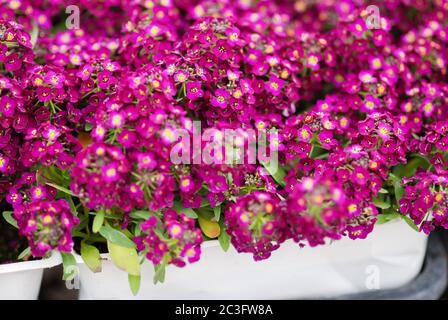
left=0, top=0, right=447, bottom=285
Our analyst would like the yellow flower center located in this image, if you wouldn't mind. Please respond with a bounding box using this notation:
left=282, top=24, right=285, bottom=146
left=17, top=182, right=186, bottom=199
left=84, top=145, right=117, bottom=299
left=177, top=74, right=186, bottom=82
left=150, top=26, right=160, bottom=36
left=171, top=225, right=182, bottom=236
left=379, top=127, right=389, bottom=135
left=300, top=129, right=310, bottom=139
left=106, top=168, right=116, bottom=177
left=43, top=215, right=53, bottom=224
left=270, top=82, right=279, bottom=90
left=181, top=179, right=190, bottom=187
left=307, top=56, right=318, bottom=66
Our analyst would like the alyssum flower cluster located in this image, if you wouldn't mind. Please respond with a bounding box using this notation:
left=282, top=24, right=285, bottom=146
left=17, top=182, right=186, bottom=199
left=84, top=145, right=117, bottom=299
left=0, top=0, right=447, bottom=289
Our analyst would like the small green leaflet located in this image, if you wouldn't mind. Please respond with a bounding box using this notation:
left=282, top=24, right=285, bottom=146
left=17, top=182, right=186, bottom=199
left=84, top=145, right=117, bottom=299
left=92, top=211, right=105, bottom=233
left=402, top=215, right=420, bottom=232
left=99, top=226, right=135, bottom=248
left=18, top=247, right=31, bottom=260
left=46, top=182, right=76, bottom=197
left=213, top=206, right=221, bottom=222
left=261, top=161, right=286, bottom=187
left=309, top=145, right=327, bottom=159
left=129, top=210, right=153, bottom=220
left=65, top=195, right=78, bottom=216
left=372, top=198, right=391, bottom=210
left=154, top=263, right=166, bottom=284
left=389, top=173, right=405, bottom=205
left=2, top=211, right=18, bottom=228
left=128, top=274, right=141, bottom=296
left=218, top=228, right=231, bottom=252
left=107, top=241, right=140, bottom=276
left=30, top=23, right=39, bottom=48
left=200, top=198, right=223, bottom=208
left=173, top=202, right=198, bottom=219
left=403, top=156, right=430, bottom=177
left=80, top=243, right=102, bottom=273
left=84, top=122, right=93, bottom=132
left=376, top=212, right=401, bottom=225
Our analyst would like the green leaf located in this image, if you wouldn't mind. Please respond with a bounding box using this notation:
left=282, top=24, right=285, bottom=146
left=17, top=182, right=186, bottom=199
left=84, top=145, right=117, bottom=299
left=218, top=227, right=231, bottom=252
left=261, top=160, right=286, bottom=187
left=2, top=211, right=18, bottom=228
left=379, top=188, right=389, bottom=194
left=18, top=247, right=31, bottom=260
left=92, top=211, right=105, bottom=233
left=309, top=144, right=327, bottom=159
left=129, top=210, right=152, bottom=220
left=173, top=202, right=198, bottom=219
left=134, top=224, right=142, bottom=237
left=200, top=199, right=211, bottom=208
left=72, top=230, right=87, bottom=238
left=65, top=195, right=78, bottom=216
left=199, top=198, right=223, bottom=208
left=213, top=206, right=221, bottom=222
left=61, top=252, right=78, bottom=281
left=37, top=166, right=66, bottom=186
left=392, top=165, right=406, bottom=179
left=84, top=122, right=93, bottom=132
left=198, top=215, right=221, bottom=238
left=226, top=173, right=233, bottom=186
left=128, top=274, right=141, bottom=296
left=153, top=263, right=166, bottom=284
left=88, top=211, right=116, bottom=219
left=107, top=241, right=140, bottom=276
left=394, top=182, right=405, bottom=204
left=388, top=173, right=405, bottom=205
left=181, top=208, right=198, bottom=219
left=76, top=215, right=89, bottom=231
left=80, top=243, right=102, bottom=273
left=376, top=212, right=400, bottom=224
left=403, top=156, right=430, bottom=177
left=402, top=215, right=420, bottom=232
left=5, top=42, right=18, bottom=49
left=389, top=173, right=400, bottom=183
left=197, top=206, right=215, bottom=220
left=30, top=23, right=39, bottom=48
left=46, top=182, right=76, bottom=197
left=99, top=226, right=135, bottom=248
left=372, top=198, right=391, bottom=210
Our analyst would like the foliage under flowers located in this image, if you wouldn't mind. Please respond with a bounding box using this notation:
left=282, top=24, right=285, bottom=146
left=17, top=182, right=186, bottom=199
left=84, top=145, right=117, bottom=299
left=0, top=0, right=447, bottom=291
left=0, top=217, right=28, bottom=264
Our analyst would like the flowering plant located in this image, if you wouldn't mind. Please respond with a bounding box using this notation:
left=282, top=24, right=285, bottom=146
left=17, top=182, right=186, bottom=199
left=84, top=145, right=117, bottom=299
left=0, top=0, right=447, bottom=293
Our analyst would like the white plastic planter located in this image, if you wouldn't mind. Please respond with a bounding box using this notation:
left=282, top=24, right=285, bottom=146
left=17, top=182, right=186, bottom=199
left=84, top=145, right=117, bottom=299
left=76, top=219, right=427, bottom=299
left=0, top=253, right=61, bottom=300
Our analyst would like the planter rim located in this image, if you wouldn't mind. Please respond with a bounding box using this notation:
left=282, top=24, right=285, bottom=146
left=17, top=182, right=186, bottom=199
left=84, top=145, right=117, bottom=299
left=74, top=218, right=406, bottom=264
left=0, top=251, right=61, bottom=274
